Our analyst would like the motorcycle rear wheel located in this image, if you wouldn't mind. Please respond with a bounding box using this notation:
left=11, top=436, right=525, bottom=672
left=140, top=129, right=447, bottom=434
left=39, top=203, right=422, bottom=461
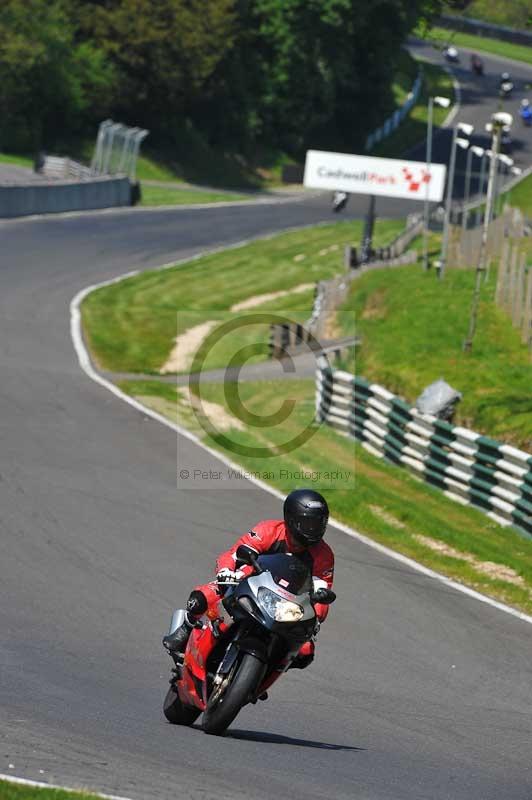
left=163, top=685, right=201, bottom=726
left=202, top=653, right=264, bottom=736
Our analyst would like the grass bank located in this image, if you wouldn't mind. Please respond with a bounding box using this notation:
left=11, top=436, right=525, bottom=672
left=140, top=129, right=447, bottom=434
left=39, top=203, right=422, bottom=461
left=81, top=220, right=403, bottom=374
left=336, top=262, right=532, bottom=450
left=419, top=24, right=532, bottom=66
left=119, top=375, right=532, bottom=616
left=139, top=185, right=249, bottom=207
left=502, top=172, right=532, bottom=218
left=0, top=779, right=110, bottom=800
left=0, top=152, right=34, bottom=169
left=445, top=1, right=531, bottom=29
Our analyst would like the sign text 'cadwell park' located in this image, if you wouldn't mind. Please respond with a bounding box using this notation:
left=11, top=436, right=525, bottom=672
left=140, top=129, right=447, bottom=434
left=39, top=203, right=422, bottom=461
left=304, top=150, right=447, bottom=202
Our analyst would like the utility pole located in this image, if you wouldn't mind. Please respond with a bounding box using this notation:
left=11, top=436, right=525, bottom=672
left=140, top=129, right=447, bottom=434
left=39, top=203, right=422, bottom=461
left=438, top=122, right=473, bottom=279
left=422, top=95, right=450, bottom=271
left=360, top=195, right=376, bottom=264
left=463, top=112, right=512, bottom=352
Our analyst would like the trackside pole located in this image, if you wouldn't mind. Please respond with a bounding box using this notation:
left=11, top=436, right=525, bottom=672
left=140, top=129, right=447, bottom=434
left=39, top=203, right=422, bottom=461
left=360, top=195, right=376, bottom=264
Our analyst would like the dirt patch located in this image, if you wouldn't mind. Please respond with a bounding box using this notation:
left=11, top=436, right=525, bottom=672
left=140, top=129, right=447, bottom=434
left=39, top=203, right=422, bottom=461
left=318, top=245, right=339, bottom=256
left=323, top=311, right=341, bottom=340
left=369, top=505, right=407, bottom=529
left=361, top=287, right=389, bottom=320
left=230, top=283, right=314, bottom=312
left=177, top=387, right=245, bottom=433
left=160, top=320, right=217, bottom=374
left=414, top=534, right=526, bottom=588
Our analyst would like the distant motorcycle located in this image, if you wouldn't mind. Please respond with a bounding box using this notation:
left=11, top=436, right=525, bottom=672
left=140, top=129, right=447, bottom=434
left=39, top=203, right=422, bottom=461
left=443, top=45, right=459, bottom=63
left=499, top=72, right=514, bottom=99
left=500, top=81, right=514, bottom=99
left=470, top=54, right=484, bottom=76
left=520, top=100, right=532, bottom=127
left=332, top=191, right=349, bottom=213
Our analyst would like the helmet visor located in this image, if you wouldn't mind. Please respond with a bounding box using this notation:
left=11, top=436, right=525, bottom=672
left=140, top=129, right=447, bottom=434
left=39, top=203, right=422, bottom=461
left=291, top=515, right=327, bottom=543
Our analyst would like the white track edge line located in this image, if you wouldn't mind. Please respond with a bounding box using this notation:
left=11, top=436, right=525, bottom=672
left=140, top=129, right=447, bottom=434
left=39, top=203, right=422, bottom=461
left=70, top=242, right=532, bottom=629
left=0, top=773, right=133, bottom=800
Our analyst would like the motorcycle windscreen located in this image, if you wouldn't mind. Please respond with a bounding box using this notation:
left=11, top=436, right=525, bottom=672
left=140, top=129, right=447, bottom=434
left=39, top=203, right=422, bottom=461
left=256, top=553, right=312, bottom=594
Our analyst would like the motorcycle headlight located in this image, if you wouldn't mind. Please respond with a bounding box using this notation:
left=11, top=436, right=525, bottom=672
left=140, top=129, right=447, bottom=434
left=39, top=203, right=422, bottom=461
left=257, top=587, right=304, bottom=622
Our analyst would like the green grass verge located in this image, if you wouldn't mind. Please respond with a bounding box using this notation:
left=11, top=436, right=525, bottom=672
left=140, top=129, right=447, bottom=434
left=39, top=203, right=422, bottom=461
left=0, top=152, right=34, bottom=169
left=0, top=779, right=108, bottom=800
left=501, top=172, right=532, bottom=218
left=81, top=220, right=403, bottom=374
left=135, top=155, right=184, bottom=182
left=445, top=1, right=531, bottom=29
left=419, top=24, right=532, bottom=66
left=371, top=59, right=454, bottom=158
left=336, top=260, right=532, bottom=450
left=140, top=185, right=249, bottom=206
left=119, top=376, right=532, bottom=616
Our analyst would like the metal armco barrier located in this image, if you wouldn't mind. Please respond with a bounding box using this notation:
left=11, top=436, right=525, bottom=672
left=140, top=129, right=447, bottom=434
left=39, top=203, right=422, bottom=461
left=41, top=156, right=93, bottom=181
left=365, top=69, right=423, bottom=152
left=0, top=177, right=132, bottom=218
left=316, top=358, right=532, bottom=537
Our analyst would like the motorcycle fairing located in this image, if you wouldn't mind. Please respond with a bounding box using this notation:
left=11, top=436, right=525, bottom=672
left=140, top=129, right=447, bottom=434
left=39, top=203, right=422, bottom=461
left=179, top=624, right=217, bottom=710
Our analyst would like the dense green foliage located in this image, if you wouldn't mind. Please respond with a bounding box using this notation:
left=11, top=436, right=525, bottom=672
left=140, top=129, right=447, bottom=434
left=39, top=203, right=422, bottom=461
left=0, top=1, right=114, bottom=151
left=0, top=0, right=448, bottom=161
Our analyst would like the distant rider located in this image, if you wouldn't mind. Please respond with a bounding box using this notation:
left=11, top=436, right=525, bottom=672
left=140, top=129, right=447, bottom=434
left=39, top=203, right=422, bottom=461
left=163, top=488, right=334, bottom=670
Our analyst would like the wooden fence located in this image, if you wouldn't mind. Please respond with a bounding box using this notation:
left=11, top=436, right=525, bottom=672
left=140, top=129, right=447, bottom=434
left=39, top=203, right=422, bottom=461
left=446, top=207, right=525, bottom=270
left=495, top=241, right=532, bottom=351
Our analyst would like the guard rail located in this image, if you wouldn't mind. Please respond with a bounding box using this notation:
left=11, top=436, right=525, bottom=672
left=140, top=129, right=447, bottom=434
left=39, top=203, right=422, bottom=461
left=316, top=358, right=532, bottom=537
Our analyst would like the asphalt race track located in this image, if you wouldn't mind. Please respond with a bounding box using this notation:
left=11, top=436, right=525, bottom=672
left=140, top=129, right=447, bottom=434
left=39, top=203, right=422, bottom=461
left=1, top=45, right=532, bottom=800
left=408, top=39, right=532, bottom=197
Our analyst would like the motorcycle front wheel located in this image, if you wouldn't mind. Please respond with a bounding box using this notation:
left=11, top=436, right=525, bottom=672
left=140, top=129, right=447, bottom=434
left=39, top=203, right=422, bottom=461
left=163, top=684, right=201, bottom=726
left=202, top=652, right=265, bottom=736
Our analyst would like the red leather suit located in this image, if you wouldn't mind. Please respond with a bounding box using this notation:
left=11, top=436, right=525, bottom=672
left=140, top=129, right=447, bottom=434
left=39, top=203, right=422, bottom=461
left=192, top=519, right=335, bottom=662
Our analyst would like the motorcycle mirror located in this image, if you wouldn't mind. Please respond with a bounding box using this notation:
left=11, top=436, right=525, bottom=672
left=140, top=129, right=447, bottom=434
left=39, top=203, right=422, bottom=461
left=235, top=544, right=260, bottom=570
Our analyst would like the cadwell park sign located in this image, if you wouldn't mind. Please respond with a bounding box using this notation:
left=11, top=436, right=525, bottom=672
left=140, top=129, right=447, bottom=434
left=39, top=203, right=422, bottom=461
left=304, top=149, right=447, bottom=202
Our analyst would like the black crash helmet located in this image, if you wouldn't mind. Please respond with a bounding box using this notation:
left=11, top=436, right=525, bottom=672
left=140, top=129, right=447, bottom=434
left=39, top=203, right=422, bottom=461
left=283, top=489, right=329, bottom=547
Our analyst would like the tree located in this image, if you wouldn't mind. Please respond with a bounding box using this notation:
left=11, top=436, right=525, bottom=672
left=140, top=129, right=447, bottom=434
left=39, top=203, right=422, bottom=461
left=75, top=0, right=237, bottom=129
left=0, top=0, right=113, bottom=152
left=209, top=0, right=448, bottom=156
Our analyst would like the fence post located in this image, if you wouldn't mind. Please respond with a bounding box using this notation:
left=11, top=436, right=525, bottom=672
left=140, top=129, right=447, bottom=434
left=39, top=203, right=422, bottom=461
left=522, top=267, right=532, bottom=348
left=505, top=246, right=518, bottom=314
left=512, top=251, right=526, bottom=328
left=495, top=241, right=509, bottom=307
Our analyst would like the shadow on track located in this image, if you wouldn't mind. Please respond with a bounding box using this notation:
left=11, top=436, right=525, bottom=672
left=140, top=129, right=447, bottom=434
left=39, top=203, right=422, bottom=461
left=227, top=728, right=365, bottom=751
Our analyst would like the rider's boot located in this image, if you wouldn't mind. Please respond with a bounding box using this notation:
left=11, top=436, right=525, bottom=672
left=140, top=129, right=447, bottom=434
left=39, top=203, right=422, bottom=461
left=162, top=612, right=197, bottom=655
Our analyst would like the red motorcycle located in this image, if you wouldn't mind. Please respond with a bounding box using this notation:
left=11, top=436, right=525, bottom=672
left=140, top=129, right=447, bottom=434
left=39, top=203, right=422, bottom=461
left=162, top=546, right=336, bottom=735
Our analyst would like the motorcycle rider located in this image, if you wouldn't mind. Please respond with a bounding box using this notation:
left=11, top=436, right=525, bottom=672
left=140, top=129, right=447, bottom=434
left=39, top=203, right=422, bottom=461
left=470, top=53, right=483, bottom=74
left=163, top=488, right=334, bottom=670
